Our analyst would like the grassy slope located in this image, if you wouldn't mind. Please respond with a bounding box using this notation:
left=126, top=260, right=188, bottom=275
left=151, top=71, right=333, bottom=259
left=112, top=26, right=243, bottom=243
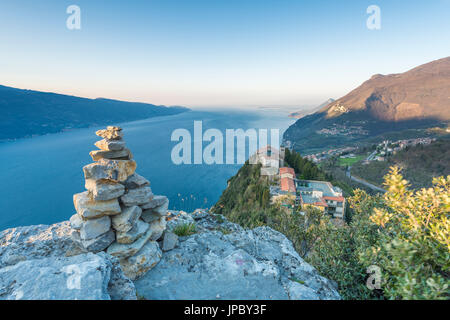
left=337, top=155, right=365, bottom=167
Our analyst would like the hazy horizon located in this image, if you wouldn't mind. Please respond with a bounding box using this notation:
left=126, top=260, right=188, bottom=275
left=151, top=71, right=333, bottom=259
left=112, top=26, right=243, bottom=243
left=0, top=82, right=321, bottom=111
left=1, top=0, right=450, bottom=107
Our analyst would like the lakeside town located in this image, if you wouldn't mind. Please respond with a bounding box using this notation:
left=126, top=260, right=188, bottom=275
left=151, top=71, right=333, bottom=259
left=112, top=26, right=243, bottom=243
left=316, top=124, right=369, bottom=137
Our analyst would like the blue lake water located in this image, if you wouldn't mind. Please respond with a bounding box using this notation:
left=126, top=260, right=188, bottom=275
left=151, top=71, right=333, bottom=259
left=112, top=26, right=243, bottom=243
left=0, top=109, right=295, bottom=230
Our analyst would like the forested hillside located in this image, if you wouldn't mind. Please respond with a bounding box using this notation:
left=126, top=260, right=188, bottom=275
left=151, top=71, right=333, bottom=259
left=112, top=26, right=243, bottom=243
left=352, top=139, right=450, bottom=189
left=212, top=162, right=273, bottom=228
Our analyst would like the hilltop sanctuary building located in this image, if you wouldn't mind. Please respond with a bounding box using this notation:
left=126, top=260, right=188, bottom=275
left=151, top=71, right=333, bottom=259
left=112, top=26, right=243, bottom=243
left=296, top=180, right=346, bottom=219
left=270, top=166, right=346, bottom=219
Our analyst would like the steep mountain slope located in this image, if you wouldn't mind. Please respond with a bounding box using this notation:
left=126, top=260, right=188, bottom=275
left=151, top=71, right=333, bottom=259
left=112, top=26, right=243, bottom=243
left=320, top=57, right=450, bottom=121
left=0, top=85, right=190, bottom=140
left=284, top=57, right=450, bottom=153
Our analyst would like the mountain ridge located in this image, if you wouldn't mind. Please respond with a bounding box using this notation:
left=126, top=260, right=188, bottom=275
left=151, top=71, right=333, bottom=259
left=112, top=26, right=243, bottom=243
left=283, top=57, right=450, bottom=153
left=320, top=57, right=450, bottom=121
left=0, top=84, right=190, bottom=141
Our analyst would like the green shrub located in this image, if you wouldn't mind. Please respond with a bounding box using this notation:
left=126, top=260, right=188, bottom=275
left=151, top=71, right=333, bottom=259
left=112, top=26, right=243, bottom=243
left=309, top=167, right=449, bottom=299
left=358, top=167, right=450, bottom=299
left=214, top=214, right=225, bottom=224
left=173, top=223, right=197, bottom=237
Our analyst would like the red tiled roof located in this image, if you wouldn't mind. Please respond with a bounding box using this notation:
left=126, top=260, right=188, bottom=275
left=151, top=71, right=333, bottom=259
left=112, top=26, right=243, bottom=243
left=323, top=196, right=345, bottom=202
left=279, top=167, right=295, bottom=176
left=280, top=177, right=296, bottom=193
left=313, top=200, right=328, bottom=207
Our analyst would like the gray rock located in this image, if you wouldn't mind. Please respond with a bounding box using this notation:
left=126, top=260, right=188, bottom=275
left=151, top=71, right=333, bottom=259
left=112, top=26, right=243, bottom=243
left=141, top=201, right=168, bottom=222
left=140, top=195, right=167, bottom=210
left=79, top=216, right=111, bottom=241
left=116, top=220, right=149, bottom=244
left=95, top=127, right=123, bottom=140
left=69, top=213, right=83, bottom=230
left=1, top=214, right=340, bottom=300
left=107, top=228, right=153, bottom=259
left=72, top=229, right=115, bottom=253
left=85, top=179, right=125, bottom=201
left=0, top=253, right=112, bottom=300
left=83, top=159, right=136, bottom=183
left=135, top=235, right=286, bottom=300
left=191, top=209, right=209, bottom=220
left=134, top=213, right=340, bottom=300
left=90, top=148, right=132, bottom=161
left=140, top=209, right=160, bottom=223
left=119, top=241, right=162, bottom=281
left=287, top=281, right=320, bottom=300
left=95, top=139, right=126, bottom=151
left=0, top=222, right=83, bottom=267
left=73, top=191, right=121, bottom=219
left=111, top=205, right=142, bottom=233
left=152, top=200, right=169, bottom=215
left=161, top=232, right=178, bottom=252
left=166, top=210, right=195, bottom=231
left=149, top=217, right=166, bottom=241
left=166, top=211, right=242, bottom=234
left=104, top=253, right=137, bottom=300
left=120, top=187, right=153, bottom=206
left=0, top=222, right=137, bottom=300
left=124, top=173, right=150, bottom=190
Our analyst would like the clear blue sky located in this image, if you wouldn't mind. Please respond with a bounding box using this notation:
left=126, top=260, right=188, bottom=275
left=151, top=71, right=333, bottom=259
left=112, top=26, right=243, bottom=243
left=1, top=0, right=449, bottom=108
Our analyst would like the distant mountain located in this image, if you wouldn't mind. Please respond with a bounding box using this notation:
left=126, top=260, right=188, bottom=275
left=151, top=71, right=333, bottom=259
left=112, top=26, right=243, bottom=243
left=0, top=85, right=190, bottom=140
left=319, top=57, right=450, bottom=121
left=288, top=99, right=335, bottom=119
left=284, top=57, right=450, bottom=153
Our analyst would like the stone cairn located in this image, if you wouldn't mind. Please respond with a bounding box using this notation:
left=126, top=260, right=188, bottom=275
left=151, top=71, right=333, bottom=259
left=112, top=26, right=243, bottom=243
left=69, top=126, right=169, bottom=280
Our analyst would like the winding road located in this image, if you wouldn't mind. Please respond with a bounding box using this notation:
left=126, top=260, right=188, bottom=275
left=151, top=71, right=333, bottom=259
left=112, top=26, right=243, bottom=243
left=346, top=167, right=386, bottom=193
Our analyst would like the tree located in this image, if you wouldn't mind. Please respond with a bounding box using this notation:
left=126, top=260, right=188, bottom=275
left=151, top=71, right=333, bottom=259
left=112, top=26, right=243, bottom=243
left=360, top=167, right=450, bottom=299
left=305, top=167, right=449, bottom=300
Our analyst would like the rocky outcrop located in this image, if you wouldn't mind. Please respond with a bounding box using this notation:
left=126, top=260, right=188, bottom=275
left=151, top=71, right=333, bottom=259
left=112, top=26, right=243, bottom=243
left=70, top=126, right=169, bottom=280
left=135, top=211, right=341, bottom=300
left=0, top=222, right=136, bottom=300
left=0, top=222, right=81, bottom=267
left=0, top=211, right=341, bottom=300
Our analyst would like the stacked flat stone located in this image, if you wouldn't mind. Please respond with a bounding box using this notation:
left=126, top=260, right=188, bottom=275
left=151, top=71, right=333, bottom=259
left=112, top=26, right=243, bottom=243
left=69, top=126, right=170, bottom=280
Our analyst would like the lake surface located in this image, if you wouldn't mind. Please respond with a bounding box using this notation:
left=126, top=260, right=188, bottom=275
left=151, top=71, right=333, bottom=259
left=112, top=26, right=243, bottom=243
left=0, top=109, right=295, bottom=230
